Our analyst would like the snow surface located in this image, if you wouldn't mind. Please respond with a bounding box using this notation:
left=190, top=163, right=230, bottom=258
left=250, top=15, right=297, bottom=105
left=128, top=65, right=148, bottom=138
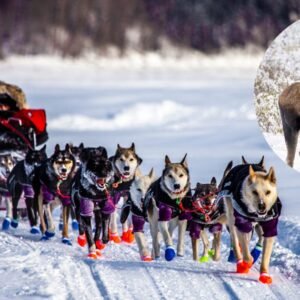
left=0, top=55, right=300, bottom=299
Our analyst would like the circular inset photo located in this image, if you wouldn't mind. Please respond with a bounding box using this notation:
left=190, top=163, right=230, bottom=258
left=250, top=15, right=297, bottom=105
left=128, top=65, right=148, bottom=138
left=255, top=20, right=300, bottom=171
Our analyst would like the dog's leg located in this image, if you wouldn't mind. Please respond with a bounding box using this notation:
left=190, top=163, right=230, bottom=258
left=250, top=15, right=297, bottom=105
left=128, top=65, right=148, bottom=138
left=5, top=197, right=12, bottom=219
left=224, top=196, right=242, bottom=262
left=62, top=205, right=71, bottom=245
left=102, top=213, right=110, bottom=245
left=135, top=232, right=151, bottom=260
left=159, top=220, right=177, bottom=261
left=44, top=203, right=55, bottom=236
left=109, top=211, right=121, bottom=243
left=192, top=238, right=199, bottom=261
left=200, top=229, right=210, bottom=261
left=11, top=186, right=22, bottom=228
left=212, top=231, right=222, bottom=261
left=251, top=224, right=264, bottom=263
left=38, top=193, right=48, bottom=237
left=25, top=197, right=36, bottom=227
left=148, top=202, right=160, bottom=259
left=177, top=219, right=187, bottom=257
left=81, top=215, right=97, bottom=257
left=259, top=236, right=275, bottom=284
left=168, top=218, right=178, bottom=238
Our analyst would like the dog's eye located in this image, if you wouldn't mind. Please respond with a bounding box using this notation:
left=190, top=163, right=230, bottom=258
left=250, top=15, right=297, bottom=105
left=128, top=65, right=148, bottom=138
left=265, top=190, right=271, bottom=195
left=252, top=190, right=258, bottom=196
left=168, top=174, right=173, bottom=179
left=130, top=158, right=134, bottom=162
left=179, top=174, right=184, bottom=178
left=137, top=188, right=142, bottom=192
left=120, top=158, right=125, bottom=162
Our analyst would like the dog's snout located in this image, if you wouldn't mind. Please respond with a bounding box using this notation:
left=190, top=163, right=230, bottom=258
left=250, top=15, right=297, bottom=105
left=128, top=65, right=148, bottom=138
left=174, top=183, right=180, bottom=190
left=61, top=168, right=67, bottom=173
left=258, top=202, right=266, bottom=211
left=124, top=166, right=130, bottom=171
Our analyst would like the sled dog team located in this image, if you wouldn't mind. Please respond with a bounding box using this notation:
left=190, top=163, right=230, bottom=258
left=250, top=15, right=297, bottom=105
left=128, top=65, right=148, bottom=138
left=0, top=143, right=281, bottom=284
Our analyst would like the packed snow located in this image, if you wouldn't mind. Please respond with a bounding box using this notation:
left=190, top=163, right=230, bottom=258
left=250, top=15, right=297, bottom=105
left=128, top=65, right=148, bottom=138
left=0, top=54, right=300, bottom=299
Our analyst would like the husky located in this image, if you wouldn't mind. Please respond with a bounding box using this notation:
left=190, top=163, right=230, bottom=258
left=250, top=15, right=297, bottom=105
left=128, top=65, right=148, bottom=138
left=109, top=143, right=143, bottom=243
left=0, top=153, right=16, bottom=228
left=188, top=178, right=226, bottom=262
left=34, top=144, right=76, bottom=243
left=72, top=148, right=115, bottom=258
left=120, top=169, right=156, bottom=261
left=144, top=154, right=191, bottom=261
left=278, top=82, right=300, bottom=167
left=58, top=142, right=84, bottom=231
left=6, top=146, right=47, bottom=232
left=220, top=159, right=281, bottom=284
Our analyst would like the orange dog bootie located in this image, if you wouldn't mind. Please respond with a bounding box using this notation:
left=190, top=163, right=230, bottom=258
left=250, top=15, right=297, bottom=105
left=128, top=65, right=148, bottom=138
left=259, top=273, right=272, bottom=284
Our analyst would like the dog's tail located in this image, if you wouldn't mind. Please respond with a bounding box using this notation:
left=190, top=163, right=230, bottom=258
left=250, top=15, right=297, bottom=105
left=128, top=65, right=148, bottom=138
left=218, top=160, right=233, bottom=190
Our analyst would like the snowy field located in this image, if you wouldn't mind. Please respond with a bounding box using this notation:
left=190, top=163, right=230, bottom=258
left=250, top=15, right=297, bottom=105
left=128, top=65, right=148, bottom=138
left=0, top=54, right=300, bottom=299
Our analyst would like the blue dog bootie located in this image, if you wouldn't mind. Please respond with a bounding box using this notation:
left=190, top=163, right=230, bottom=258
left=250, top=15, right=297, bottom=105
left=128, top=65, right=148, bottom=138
left=30, top=226, right=41, bottom=234
left=62, top=237, right=72, bottom=246
left=165, top=246, right=176, bottom=261
left=40, top=234, right=49, bottom=241
left=227, top=247, right=236, bottom=263
left=10, top=218, right=19, bottom=228
left=71, top=219, right=79, bottom=231
left=251, top=243, right=262, bottom=263
left=45, top=230, right=55, bottom=238
left=2, top=217, right=11, bottom=230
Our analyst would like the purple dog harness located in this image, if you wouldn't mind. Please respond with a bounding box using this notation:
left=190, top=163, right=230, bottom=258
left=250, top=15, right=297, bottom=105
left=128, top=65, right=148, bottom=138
left=189, top=220, right=222, bottom=240
left=79, top=194, right=115, bottom=217
left=41, top=183, right=71, bottom=206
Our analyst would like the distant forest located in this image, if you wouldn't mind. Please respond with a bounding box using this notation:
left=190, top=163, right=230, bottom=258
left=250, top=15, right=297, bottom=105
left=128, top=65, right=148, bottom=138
left=0, top=0, right=299, bottom=57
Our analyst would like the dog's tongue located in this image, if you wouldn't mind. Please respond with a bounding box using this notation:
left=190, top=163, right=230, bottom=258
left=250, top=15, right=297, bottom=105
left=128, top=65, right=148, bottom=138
left=97, top=178, right=105, bottom=185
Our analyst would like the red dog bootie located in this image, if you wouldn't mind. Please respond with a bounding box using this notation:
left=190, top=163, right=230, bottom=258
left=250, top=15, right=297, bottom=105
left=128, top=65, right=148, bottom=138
left=87, top=249, right=102, bottom=259
left=236, top=260, right=253, bottom=274
left=95, top=240, right=106, bottom=250
left=141, top=255, right=152, bottom=262
left=109, top=231, right=122, bottom=243
left=259, top=273, right=272, bottom=284
left=77, top=234, right=87, bottom=247
left=122, top=229, right=135, bottom=243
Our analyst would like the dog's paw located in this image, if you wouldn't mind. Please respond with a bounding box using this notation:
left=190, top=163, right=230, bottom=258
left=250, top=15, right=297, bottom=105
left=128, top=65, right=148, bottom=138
left=2, top=217, right=11, bottom=230
left=45, top=230, right=55, bottom=238
left=96, top=240, right=106, bottom=250
left=30, top=226, right=40, bottom=234
left=10, top=219, right=19, bottom=228
left=109, top=232, right=121, bottom=243
left=87, top=250, right=101, bottom=259
left=62, top=237, right=72, bottom=246
left=77, top=234, right=87, bottom=247
left=259, top=273, right=272, bottom=284
left=165, top=246, right=176, bottom=261
left=71, top=219, right=79, bottom=231
left=40, top=235, right=49, bottom=241
left=236, top=260, right=252, bottom=274
left=227, top=248, right=236, bottom=263
left=141, top=255, right=152, bottom=262
left=251, top=243, right=262, bottom=263
left=199, top=255, right=210, bottom=263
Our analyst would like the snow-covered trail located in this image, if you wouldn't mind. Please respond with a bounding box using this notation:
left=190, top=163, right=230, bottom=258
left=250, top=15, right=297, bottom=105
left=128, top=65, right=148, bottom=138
left=0, top=216, right=299, bottom=300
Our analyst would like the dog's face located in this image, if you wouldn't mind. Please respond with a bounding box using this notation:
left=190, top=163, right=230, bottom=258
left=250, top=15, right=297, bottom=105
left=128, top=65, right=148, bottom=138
left=242, top=165, right=277, bottom=216
left=25, top=145, right=47, bottom=167
left=84, top=158, right=113, bottom=191
left=51, top=144, right=75, bottom=180
left=193, top=177, right=218, bottom=207
left=80, top=146, right=107, bottom=165
left=114, top=143, right=142, bottom=180
left=0, top=154, right=15, bottom=178
left=162, top=154, right=189, bottom=195
left=130, top=169, right=155, bottom=206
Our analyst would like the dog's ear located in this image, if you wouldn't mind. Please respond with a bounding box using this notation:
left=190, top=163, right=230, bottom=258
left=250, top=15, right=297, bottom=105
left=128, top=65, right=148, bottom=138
left=196, top=182, right=201, bottom=189
left=65, top=143, right=72, bottom=153
left=98, top=146, right=108, bottom=159
left=165, top=155, right=171, bottom=165
left=181, top=153, right=188, bottom=169
left=258, top=155, right=265, bottom=168
left=79, top=142, right=84, bottom=150
left=242, top=156, right=248, bottom=164
left=266, top=167, right=276, bottom=184
left=211, top=177, right=217, bottom=186
left=117, top=144, right=122, bottom=151
left=248, top=165, right=256, bottom=183
left=130, top=143, right=135, bottom=151
left=136, top=154, right=143, bottom=165
left=54, top=144, right=60, bottom=153
left=148, top=168, right=155, bottom=179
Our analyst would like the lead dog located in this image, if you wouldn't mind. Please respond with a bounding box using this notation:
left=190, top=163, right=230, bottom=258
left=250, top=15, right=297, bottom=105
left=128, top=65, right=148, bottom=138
left=109, top=143, right=143, bottom=243
left=121, top=169, right=156, bottom=261
left=145, top=154, right=191, bottom=261
left=7, top=146, right=47, bottom=232
left=72, top=148, right=115, bottom=258
left=34, top=144, right=76, bottom=243
left=220, top=161, right=281, bottom=284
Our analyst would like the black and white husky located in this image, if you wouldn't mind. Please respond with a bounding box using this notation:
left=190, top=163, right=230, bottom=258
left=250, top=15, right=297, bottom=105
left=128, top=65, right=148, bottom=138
left=145, top=154, right=192, bottom=261
left=6, top=146, right=47, bottom=232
